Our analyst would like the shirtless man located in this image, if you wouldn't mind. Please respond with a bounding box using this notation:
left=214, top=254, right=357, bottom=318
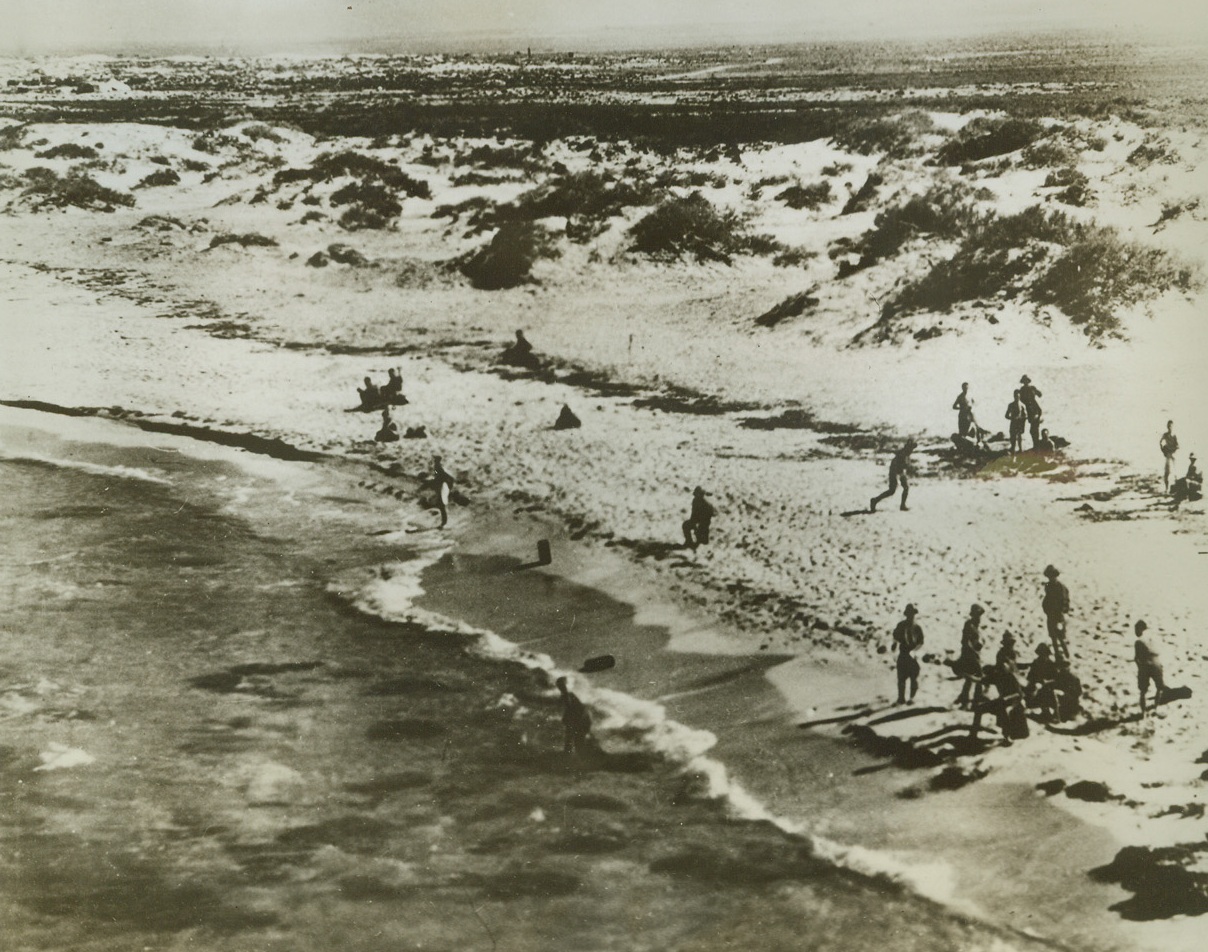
left=1160, top=421, right=1178, bottom=492
left=1019, top=375, right=1043, bottom=449
left=892, top=604, right=924, bottom=704
left=871, top=439, right=916, bottom=512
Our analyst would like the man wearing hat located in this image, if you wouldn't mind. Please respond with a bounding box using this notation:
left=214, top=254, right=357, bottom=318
left=892, top=604, right=925, bottom=705
left=1171, top=452, right=1202, bottom=509
left=954, top=604, right=985, bottom=707
left=1019, top=375, right=1043, bottom=449
left=1133, top=620, right=1167, bottom=714
left=1041, top=565, right=1070, bottom=661
left=682, top=486, right=715, bottom=550
left=870, top=438, right=916, bottom=512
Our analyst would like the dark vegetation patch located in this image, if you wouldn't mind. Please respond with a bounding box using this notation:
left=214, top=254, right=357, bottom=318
left=936, top=116, right=1046, bottom=165
left=628, top=191, right=777, bottom=264
left=649, top=833, right=821, bottom=885
left=740, top=408, right=861, bottom=435
left=20, top=166, right=134, bottom=210
left=755, top=290, right=820, bottom=328
left=136, top=167, right=180, bottom=188
left=206, top=232, right=278, bottom=250
left=832, top=182, right=973, bottom=276
left=0, top=124, right=26, bottom=150
left=776, top=180, right=832, bottom=210
left=876, top=205, right=1193, bottom=340
left=458, top=220, right=561, bottom=289
left=831, top=110, right=937, bottom=158
left=35, top=142, right=98, bottom=159
left=840, top=171, right=882, bottom=215
left=270, top=150, right=430, bottom=230
left=452, top=140, right=544, bottom=170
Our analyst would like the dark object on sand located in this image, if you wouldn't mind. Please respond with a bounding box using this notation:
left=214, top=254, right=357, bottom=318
left=374, top=423, right=399, bottom=443
left=403, top=425, right=427, bottom=439
left=537, top=539, right=552, bottom=565
left=951, top=433, right=1007, bottom=462
left=580, top=655, right=616, bottom=673
left=1171, top=454, right=1202, bottom=508
left=557, top=676, right=592, bottom=755
left=553, top=404, right=581, bottom=430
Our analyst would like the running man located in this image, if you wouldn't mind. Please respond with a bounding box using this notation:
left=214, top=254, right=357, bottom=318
left=871, top=439, right=916, bottom=512
left=1160, top=421, right=1179, bottom=493
left=892, top=604, right=924, bottom=705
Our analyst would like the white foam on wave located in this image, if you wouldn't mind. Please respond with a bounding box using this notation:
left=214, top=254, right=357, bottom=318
left=332, top=552, right=973, bottom=915
left=0, top=448, right=172, bottom=485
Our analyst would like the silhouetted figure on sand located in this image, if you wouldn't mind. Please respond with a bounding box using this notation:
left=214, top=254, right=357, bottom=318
left=556, top=676, right=593, bottom=755
left=953, top=604, right=985, bottom=708
left=1005, top=390, right=1026, bottom=455
left=358, top=376, right=381, bottom=410
left=870, top=439, right=915, bottom=512
left=971, top=661, right=1029, bottom=742
left=1051, top=661, right=1082, bottom=722
left=431, top=455, right=454, bottom=528
left=953, top=383, right=974, bottom=438
left=500, top=329, right=541, bottom=370
left=1042, top=565, right=1071, bottom=662
left=1171, top=453, right=1202, bottom=509
left=1133, top=620, right=1168, bottom=714
left=1019, top=375, right=1043, bottom=449
left=1160, top=420, right=1179, bottom=492
left=682, top=486, right=715, bottom=550
left=374, top=407, right=399, bottom=443
left=1035, top=429, right=1055, bottom=453
left=1025, top=643, right=1060, bottom=718
left=382, top=367, right=404, bottom=401
left=553, top=403, right=581, bottom=430
left=892, top=604, right=924, bottom=705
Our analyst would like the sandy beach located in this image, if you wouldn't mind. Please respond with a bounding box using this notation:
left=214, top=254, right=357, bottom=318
left=2, top=40, right=1208, bottom=951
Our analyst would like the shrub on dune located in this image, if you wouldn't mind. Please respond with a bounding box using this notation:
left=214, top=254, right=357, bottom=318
left=35, top=143, right=98, bottom=160
left=629, top=192, right=766, bottom=264
left=206, top=232, right=278, bottom=250
left=21, top=166, right=134, bottom=210
left=458, top=221, right=561, bottom=289
left=831, top=111, right=937, bottom=158
left=936, top=117, right=1045, bottom=165
left=136, top=168, right=181, bottom=189
left=776, top=181, right=832, bottom=211
left=832, top=182, right=974, bottom=275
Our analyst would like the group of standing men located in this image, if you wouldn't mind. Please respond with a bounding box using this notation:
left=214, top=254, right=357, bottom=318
left=953, top=374, right=1051, bottom=454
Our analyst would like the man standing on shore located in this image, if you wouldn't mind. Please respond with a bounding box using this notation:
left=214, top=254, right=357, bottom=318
left=431, top=455, right=454, bottom=528
left=1042, top=565, right=1071, bottom=661
left=892, top=604, right=924, bottom=705
left=556, top=676, right=593, bottom=755
left=1133, top=620, right=1168, bottom=714
left=953, top=382, right=974, bottom=438
left=682, top=486, right=715, bottom=549
left=1160, top=420, right=1179, bottom=492
left=1019, top=375, right=1043, bottom=449
left=1006, top=390, right=1026, bottom=456
left=871, top=439, right=916, bottom=512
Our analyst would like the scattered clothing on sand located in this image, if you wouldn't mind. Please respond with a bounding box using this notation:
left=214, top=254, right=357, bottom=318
left=682, top=486, right=715, bottom=549
left=374, top=408, right=399, bottom=443
left=892, top=604, right=924, bottom=704
left=871, top=439, right=915, bottom=512
left=553, top=403, right=581, bottom=430
left=404, top=425, right=427, bottom=439
left=1042, top=565, right=1071, bottom=662
left=431, top=455, right=454, bottom=528
left=953, top=604, right=985, bottom=707
left=557, top=676, right=592, bottom=755
left=1160, top=421, right=1179, bottom=492
left=1133, top=620, right=1168, bottom=713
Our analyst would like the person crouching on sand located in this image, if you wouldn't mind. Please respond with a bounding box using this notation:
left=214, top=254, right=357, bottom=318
left=375, top=407, right=400, bottom=443
left=556, top=676, right=592, bottom=755
left=682, top=486, right=715, bottom=550
left=892, top=604, right=924, bottom=705
left=871, top=439, right=915, bottom=513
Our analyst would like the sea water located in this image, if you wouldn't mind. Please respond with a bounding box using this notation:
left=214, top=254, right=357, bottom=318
left=0, top=408, right=1046, bottom=952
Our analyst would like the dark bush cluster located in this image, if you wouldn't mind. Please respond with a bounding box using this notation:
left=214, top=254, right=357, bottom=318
left=35, top=142, right=99, bottom=160
left=458, top=221, right=561, bottom=289
left=776, top=181, right=832, bottom=211
left=274, top=150, right=432, bottom=199
left=21, top=166, right=134, bottom=210
left=882, top=205, right=1193, bottom=339
left=628, top=192, right=773, bottom=264
left=831, top=111, right=937, bottom=158
left=207, top=232, right=278, bottom=250
left=137, top=168, right=181, bottom=189
left=452, top=141, right=543, bottom=170
left=832, top=182, right=974, bottom=275
left=936, top=117, right=1046, bottom=165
